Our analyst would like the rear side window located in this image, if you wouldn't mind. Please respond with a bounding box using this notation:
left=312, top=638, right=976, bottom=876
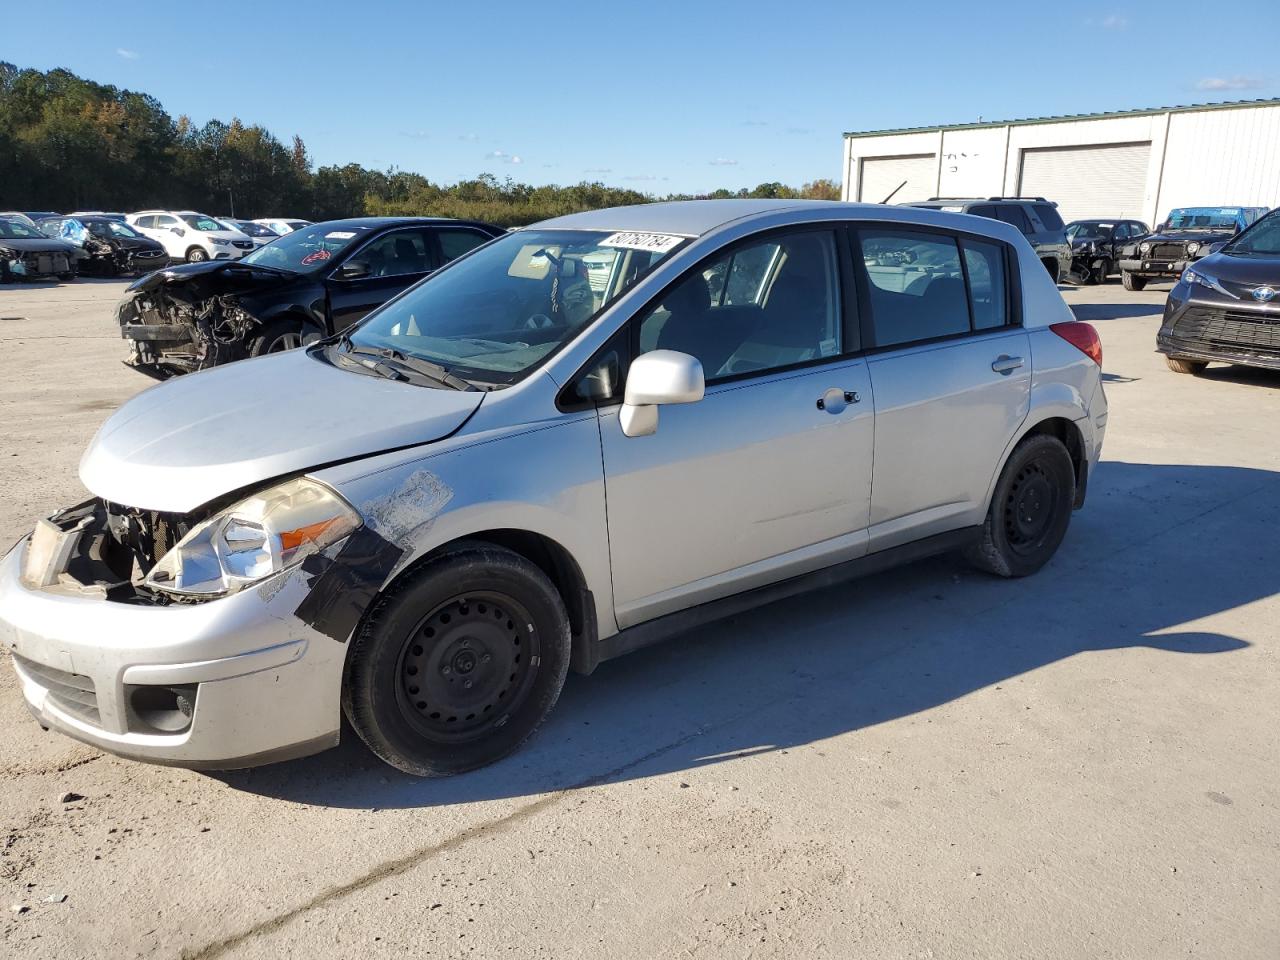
left=437, top=229, right=491, bottom=263
left=858, top=229, right=1012, bottom=346
left=1033, top=204, right=1064, bottom=231
left=994, top=205, right=1034, bottom=235
left=962, top=240, right=1008, bottom=330
left=859, top=231, right=969, bottom=346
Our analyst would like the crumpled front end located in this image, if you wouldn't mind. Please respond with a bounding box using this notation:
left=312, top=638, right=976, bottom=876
left=117, top=283, right=262, bottom=380
left=1, top=246, right=77, bottom=282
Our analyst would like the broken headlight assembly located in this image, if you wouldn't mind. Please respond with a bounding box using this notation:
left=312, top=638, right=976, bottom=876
left=143, top=477, right=360, bottom=598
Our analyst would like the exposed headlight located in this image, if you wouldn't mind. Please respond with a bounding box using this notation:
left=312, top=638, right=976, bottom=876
left=211, top=237, right=230, bottom=246
left=1139, top=242, right=1151, bottom=255
left=1186, top=241, right=1201, bottom=255
left=143, top=477, right=361, bottom=598
left=1180, top=267, right=1239, bottom=300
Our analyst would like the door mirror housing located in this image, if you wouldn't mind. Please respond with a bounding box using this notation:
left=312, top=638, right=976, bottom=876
left=619, top=350, right=704, bottom=438
left=1206, top=241, right=1227, bottom=256
left=171, top=227, right=185, bottom=236
left=338, top=259, right=371, bottom=280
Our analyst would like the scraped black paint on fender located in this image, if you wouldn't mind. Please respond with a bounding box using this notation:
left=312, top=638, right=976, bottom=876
left=294, top=526, right=405, bottom=643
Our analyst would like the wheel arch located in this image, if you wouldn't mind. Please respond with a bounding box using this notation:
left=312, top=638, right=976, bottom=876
left=362, top=528, right=599, bottom=676
left=1001, top=415, right=1089, bottom=509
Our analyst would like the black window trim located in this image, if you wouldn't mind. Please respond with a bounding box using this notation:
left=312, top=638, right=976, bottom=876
left=557, top=223, right=860, bottom=411
left=328, top=225, right=437, bottom=281
left=850, top=221, right=1022, bottom=356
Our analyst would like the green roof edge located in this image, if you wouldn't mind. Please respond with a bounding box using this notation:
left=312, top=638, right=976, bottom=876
left=843, top=97, right=1280, bottom=139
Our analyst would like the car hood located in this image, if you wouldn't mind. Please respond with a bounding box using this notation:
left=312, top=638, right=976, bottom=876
left=109, top=237, right=166, bottom=253
left=1146, top=229, right=1235, bottom=244
left=80, top=349, right=485, bottom=513
left=123, top=258, right=301, bottom=301
left=1193, top=251, right=1280, bottom=291
left=0, top=237, right=78, bottom=254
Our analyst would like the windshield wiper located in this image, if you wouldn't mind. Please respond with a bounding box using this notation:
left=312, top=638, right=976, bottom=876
left=345, top=343, right=478, bottom=391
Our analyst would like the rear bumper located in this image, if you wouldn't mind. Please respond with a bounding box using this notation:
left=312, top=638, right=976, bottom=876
left=0, top=539, right=345, bottom=768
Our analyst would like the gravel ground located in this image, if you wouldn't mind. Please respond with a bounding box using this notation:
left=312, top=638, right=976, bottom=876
left=0, top=277, right=1277, bottom=959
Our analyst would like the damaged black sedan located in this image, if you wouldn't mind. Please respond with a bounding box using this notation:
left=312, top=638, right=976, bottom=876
left=0, top=215, right=79, bottom=282
left=38, top=215, right=168, bottom=276
left=116, top=217, right=503, bottom=379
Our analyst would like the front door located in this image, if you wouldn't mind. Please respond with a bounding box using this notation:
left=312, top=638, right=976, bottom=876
left=597, top=228, right=875, bottom=627
left=327, top=227, right=439, bottom=331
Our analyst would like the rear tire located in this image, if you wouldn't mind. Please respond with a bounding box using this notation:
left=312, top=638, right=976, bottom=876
left=966, top=434, right=1076, bottom=578
left=1165, top=356, right=1207, bottom=375
left=1122, top=271, right=1146, bottom=291
left=343, top=542, right=571, bottom=776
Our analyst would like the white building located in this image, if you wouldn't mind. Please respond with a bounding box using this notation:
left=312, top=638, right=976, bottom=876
left=841, top=98, right=1280, bottom=226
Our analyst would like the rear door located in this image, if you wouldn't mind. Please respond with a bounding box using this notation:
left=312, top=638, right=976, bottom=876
left=854, top=225, right=1030, bottom=550
left=326, top=226, right=440, bottom=330
left=591, top=227, right=875, bottom=627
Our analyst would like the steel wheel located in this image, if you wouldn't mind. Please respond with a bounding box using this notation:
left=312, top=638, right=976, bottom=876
left=396, top=591, right=540, bottom=744
left=1002, top=460, right=1061, bottom=557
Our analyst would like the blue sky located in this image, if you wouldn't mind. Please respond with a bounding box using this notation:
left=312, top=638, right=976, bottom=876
left=4, top=1, right=1278, bottom=194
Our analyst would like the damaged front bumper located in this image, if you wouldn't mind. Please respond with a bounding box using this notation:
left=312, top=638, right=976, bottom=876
left=117, top=288, right=257, bottom=380
left=2, top=248, right=77, bottom=281
left=0, top=504, right=347, bottom=768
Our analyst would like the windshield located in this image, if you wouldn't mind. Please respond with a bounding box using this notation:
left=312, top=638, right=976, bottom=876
left=181, top=214, right=230, bottom=232
left=0, top=218, right=44, bottom=240
left=1224, top=212, right=1280, bottom=258
left=1068, top=222, right=1113, bottom=241
left=233, top=221, right=278, bottom=238
left=1165, top=208, right=1242, bottom=231
left=241, top=222, right=372, bottom=271
left=88, top=219, right=144, bottom=239
left=345, top=228, right=686, bottom=385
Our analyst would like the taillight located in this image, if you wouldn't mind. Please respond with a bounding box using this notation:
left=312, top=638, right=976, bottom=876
left=1050, top=321, right=1102, bottom=366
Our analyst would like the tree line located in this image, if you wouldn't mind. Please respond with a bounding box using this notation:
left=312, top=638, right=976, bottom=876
left=0, top=62, right=839, bottom=227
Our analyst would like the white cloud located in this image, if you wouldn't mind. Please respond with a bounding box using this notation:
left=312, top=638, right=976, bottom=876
left=741, top=120, right=769, bottom=127
left=458, top=133, right=480, bottom=142
left=398, top=130, right=430, bottom=139
left=708, top=157, right=739, bottom=166
left=1101, top=13, right=1127, bottom=29
left=507, top=155, right=523, bottom=165
left=624, top=174, right=659, bottom=181
left=486, top=149, right=507, bottom=158
left=116, top=48, right=140, bottom=60
left=1196, top=75, right=1264, bottom=91
left=584, top=167, right=612, bottom=173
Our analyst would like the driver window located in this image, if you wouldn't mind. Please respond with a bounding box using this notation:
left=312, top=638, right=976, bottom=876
left=636, top=230, right=841, bottom=381
left=352, top=230, right=433, bottom=278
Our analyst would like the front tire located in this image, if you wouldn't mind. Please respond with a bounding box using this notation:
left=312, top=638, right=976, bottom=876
left=1090, top=258, right=1111, bottom=285
left=186, top=246, right=209, bottom=263
left=247, top=316, right=314, bottom=356
left=343, top=542, right=572, bottom=776
left=966, top=434, right=1076, bottom=578
left=1122, top=271, right=1146, bottom=291
left=1165, top=356, right=1207, bottom=375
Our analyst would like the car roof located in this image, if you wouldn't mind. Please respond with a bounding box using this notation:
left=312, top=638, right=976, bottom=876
left=298, top=216, right=494, bottom=230
left=532, top=199, right=873, bottom=237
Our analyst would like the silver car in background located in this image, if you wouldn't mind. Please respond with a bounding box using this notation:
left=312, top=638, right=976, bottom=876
left=0, top=199, right=1107, bottom=775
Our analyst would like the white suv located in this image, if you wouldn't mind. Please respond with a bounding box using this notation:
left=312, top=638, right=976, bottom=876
left=126, top=211, right=254, bottom=263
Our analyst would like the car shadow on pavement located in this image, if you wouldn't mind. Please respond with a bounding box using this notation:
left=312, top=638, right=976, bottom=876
left=1197, top=365, right=1280, bottom=389
left=213, top=460, right=1273, bottom=809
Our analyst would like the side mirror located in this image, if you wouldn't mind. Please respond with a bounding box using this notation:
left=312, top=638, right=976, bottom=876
left=619, top=350, right=704, bottom=438
left=339, top=259, right=371, bottom=280
left=1206, top=241, right=1227, bottom=256
left=171, top=226, right=185, bottom=236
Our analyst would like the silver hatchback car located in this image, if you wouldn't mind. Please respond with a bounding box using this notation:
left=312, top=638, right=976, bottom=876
left=1, top=200, right=1107, bottom=775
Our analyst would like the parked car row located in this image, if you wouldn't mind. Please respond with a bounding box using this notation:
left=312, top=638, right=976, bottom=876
left=0, top=209, right=316, bottom=282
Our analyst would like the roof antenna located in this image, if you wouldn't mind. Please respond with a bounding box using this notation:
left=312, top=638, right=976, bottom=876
left=879, top=180, right=908, bottom=204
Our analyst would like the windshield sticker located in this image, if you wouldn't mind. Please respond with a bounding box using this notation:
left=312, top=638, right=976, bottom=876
left=600, top=232, right=684, bottom=253
left=325, top=231, right=357, bottom=239
left=301, top=249, right=332, bottom=265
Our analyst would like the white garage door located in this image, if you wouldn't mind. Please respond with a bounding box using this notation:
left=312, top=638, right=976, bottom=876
left=858, top=154, right=937, bottom=204
left=1018, top=142, right=1151, bottom=222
